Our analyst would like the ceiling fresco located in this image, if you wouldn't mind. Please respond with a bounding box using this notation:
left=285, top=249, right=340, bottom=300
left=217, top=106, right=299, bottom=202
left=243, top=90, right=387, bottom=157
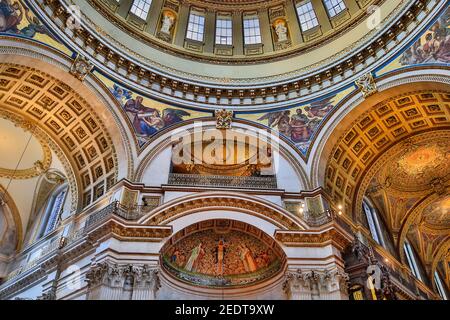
left=1, top=1, right=448, bottom=157
left=236, top=87, right=354, bottom=155
left=0, top=0, right=71, bottom=55
left=376, top=6, right=450, bottom=76
left=96, top=72, right=211, bottom=148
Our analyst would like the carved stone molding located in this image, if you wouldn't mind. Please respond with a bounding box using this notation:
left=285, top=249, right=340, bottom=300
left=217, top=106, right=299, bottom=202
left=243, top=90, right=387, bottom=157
left=275, top=222, right=354, bottom=250
left=283, top=268, right=349, bottom=300
left=85, top=261, right=161, bottom=300
left=69, top=54, right=94, bottom=81
left=355, top=72, right=377, bottom=98
left=141, top=192, right=305, bottom=230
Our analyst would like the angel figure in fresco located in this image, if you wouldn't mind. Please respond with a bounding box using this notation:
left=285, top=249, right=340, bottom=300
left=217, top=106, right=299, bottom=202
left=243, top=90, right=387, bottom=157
left=161, top=108, right=191, bottom=127
left=184, top=243, right=205, bottom=273
left=304, top=96, right=335, bottom=119
left=111, top=84, right=132, bottom=105
left=238, top=244, right=257, bottom=273
left=400, top=9, right=450, bottom=65
left=257, top=110, right=291, bottom=137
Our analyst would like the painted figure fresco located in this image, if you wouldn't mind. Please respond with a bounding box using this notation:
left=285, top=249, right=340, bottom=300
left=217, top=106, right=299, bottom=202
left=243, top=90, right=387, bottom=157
left=256, top=96, right=335, bottom=153
left=0, top=0, right=48, bottom=37
left=184, top=243, right=205, bottom=272
left=400, top=7, right=450, bottom=65
left=216, top=239, right=226, bottom=275
left=163, top=229, right=281, bottom=286
left=111, top=84, right=191, bottom=146
left=238, top=244, right=257, bottom=273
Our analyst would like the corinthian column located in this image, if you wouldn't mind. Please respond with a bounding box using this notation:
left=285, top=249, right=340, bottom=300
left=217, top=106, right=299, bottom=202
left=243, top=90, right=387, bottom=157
left=131, top=265, right=161, bottom=300
left=283, top=268, right=349, bottom=300
left=85, top=262, right=125, bottom=300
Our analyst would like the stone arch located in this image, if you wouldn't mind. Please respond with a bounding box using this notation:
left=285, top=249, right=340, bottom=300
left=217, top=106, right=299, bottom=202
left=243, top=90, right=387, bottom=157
left=0, top=62, right=121, bottom=211
left=138, top=191, right=308, bottom=231
left=315, top=85, right=450, bottom=218
left=309, top=67, right=450, bottom=190
left=134, top=119, right=310, bottom=190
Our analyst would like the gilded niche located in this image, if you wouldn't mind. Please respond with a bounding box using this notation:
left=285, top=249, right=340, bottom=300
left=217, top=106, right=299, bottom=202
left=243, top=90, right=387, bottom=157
left=161, top=219, right=285, bottom=287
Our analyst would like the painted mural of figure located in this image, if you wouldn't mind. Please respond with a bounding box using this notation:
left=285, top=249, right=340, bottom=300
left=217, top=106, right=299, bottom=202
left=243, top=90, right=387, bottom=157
left=238, top=244, right=257, bottom=273
left=290, top=109, right=311, bottom=143
left=435, top=34, right=450, bottom=62
left=215, top=239, right=226, bottom=275
left=162, top=109, right=191, bottom=127
left=111, top=84, right=132, bottom=105
left=139, top=109, right=165, bottom=135
left=0, top=0, right=23, bottom=33
left=171, top=249, right=182, bottom=266
left=258, top=110, right=291, bottom=137
left=184, top=243, right=204, bottom=272
left=124, top=96, right=157, bottom=136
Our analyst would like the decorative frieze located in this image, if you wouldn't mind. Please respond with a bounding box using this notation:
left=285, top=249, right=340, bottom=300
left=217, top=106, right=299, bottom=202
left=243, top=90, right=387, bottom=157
left=27, top=0, right=434, bottom=106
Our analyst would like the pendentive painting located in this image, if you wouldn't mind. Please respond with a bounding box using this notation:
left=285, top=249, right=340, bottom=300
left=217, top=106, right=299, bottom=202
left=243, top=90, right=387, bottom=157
left=0, top=0, right=70, bottom=54
left=95, top=72, right=210, bottom=147
left=239, top=87, right=353, bottom=155
left=377, top=6, right=450, bottom=75
left=161, top=220, right=284, bottom=287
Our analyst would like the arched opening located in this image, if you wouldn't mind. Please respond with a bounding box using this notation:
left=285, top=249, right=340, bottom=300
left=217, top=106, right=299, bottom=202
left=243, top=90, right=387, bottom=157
left=159, top=219, right=286, bottom=298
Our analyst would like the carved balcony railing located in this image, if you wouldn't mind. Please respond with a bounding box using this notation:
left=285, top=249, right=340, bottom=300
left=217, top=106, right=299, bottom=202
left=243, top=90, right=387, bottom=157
left=167, top=173, right=278, bottom=189
left=84, top=201, right=151, bottom=230
left=300, top=209, right=352, bottom=232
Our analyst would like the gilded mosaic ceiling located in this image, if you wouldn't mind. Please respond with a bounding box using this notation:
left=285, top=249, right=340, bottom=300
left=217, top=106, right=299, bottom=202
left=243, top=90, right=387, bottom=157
left=161, top=219, right=285, bottom=287
left=380, top=138, right=450, bottom=193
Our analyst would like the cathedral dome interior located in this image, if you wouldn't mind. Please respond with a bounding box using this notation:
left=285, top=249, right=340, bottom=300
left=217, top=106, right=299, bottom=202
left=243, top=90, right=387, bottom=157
left=0, top=0, right=448, bottom=302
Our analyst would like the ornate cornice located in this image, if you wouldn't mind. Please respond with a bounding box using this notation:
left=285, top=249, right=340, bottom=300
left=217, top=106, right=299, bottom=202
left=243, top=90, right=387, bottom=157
left=275, top=221, right=354, bottom=250
left=25, top=0, right=439, bottom=109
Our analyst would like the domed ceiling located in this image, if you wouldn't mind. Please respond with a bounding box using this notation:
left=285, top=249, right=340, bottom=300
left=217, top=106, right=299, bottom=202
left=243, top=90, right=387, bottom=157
left=77, top=0, right=407, bottom=82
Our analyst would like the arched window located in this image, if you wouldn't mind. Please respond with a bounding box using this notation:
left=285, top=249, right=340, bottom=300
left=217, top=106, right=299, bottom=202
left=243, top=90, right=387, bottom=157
left=403, top=240, right=423, bottom=282
left=362, top=198, right=385, bottom=247
left=296, top=1, right=319, bottom=32
left=130, top=0, right=153, bottom=20
left=434, top=271, right=448, bottom=300
left=186, top=10, right=206, bottom=42
left=323, top=0, right=346, bottom=18
left=38, top=185, right=68, bottom=238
